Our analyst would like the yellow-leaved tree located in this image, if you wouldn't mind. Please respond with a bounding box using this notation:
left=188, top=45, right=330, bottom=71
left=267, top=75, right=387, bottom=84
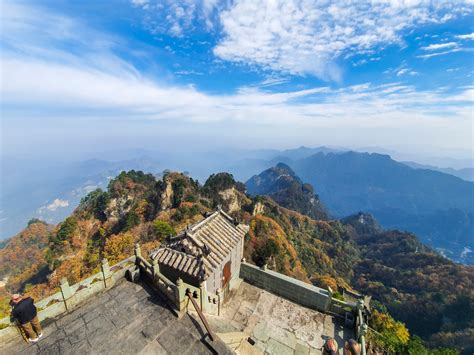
left=368, top=309, right=410, bottom=353
left=103, top=233, right=135, bottom=265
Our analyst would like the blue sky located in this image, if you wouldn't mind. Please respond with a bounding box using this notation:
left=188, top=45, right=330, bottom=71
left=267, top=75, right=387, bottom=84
left=1, top=0, right=473, bottom=160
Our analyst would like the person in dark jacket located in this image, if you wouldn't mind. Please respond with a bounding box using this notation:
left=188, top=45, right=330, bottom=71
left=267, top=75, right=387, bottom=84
left=11, top=294, right=43, bottom=342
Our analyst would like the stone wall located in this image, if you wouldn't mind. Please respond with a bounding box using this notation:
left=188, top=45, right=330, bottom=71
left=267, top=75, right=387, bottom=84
left=0, top=257, right=134, bottom=345
left=240, top=262, right=355, bottom=315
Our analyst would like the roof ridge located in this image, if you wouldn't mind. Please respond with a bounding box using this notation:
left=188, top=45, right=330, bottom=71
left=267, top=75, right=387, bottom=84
left=218, top=209, right=237, bottom=225
left=185, top=231, right=206, bottom=251
left=161, top=246, right=199, bottom=259
left=190, top=210, right=220, bottom=232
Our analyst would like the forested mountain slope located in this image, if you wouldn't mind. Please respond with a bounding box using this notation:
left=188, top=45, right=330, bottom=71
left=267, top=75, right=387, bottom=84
left=0, top=169, right=472, bottom=353
left=283, top=152, right=474, bottom=264
left=246, top=162, right=328, bottom=220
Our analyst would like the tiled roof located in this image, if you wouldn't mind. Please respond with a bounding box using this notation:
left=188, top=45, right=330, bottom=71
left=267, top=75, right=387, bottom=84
left=152, top=247, right=205, bottom=279
left=150, top=209, right=249, bottom=281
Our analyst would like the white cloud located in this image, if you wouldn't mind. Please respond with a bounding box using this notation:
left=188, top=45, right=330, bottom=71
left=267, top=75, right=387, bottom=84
left=131, top=0, right=221, bottom=36
left=421, top=42, right=458, bottom=51
left=131, top=0, right=149, bottom=6
left=129, top=0, right=473, bottom=81
left=396, top=68, right=409, bottom=76
left=46, top=199, right=69, bottom=211
left=417, top=48, right=463, bottom=59
left=396, top=68, right=418, bottom=76
left=1, top=2, right=473, bottom=153
left=213, top=0, right=472, bottom=80
left=456, top=32, right=474, bottom=40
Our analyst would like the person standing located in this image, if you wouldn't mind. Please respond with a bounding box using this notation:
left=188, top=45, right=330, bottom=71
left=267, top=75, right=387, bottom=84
left=11, top=294, right=43, bottom=343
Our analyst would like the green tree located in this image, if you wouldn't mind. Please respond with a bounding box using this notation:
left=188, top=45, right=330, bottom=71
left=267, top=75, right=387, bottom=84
left=253, top=239, right=280, bottom=267
left=80, top=188, right=109, bottom=221
left=124, top=211, right=140, bottom=231
left=152, top=220, right=176, bottom=241
left=27, top=218, right=46, bottom=226
left=53, top=217, right=78, bottom=244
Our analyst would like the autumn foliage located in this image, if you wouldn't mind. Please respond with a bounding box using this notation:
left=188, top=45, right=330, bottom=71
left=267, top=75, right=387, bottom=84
left=0, top=170, right=472, bottom=353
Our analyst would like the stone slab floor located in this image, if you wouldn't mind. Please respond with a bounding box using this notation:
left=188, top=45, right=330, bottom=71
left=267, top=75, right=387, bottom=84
left=207, top=281, right=354, bottom=355
left=1, top=280, right=230, bottom=355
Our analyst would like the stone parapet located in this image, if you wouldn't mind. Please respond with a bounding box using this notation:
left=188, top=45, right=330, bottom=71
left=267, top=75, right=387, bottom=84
left=0, top=256, right=134, bottom=346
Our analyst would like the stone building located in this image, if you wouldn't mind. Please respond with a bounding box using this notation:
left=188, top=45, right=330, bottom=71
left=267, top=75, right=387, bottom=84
left=150, top=209, right=249, bottom=296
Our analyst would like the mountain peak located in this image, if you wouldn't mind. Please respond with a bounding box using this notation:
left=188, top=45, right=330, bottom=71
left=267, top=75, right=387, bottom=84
left=341, top=212, right=382, bottom=236
left=246, top=165, right=328, bottom=220
left=274, top=162, right=295, bottom=175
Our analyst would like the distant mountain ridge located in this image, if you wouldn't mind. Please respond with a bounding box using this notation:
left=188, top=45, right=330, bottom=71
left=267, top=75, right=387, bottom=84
left=2, top=145, right=473, bottom=251
left=245, top=154, right=474, bottom=265
left=402, top=161, right=474, bottom=182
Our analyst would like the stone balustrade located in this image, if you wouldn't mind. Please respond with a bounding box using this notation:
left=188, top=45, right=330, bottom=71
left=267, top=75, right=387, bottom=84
left=0, top=257, right=134, bottom=345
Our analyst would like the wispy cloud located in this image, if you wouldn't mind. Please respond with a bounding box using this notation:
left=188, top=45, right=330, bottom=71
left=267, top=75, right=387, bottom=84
left=38, top=199, right=69, bottom=213
left=131, top=0, right=473, bottom=81
left=47, top=199, right=69, bottom=211
left=396, top=68, right=418, bottom=76
left=456, top=32, right=474, bottom=40
left=214, top=0, right=471, bottom=80
left=131, top=0, right=221, bottom=36
left=422, top=42, right=458, bottom=51
left=417, top=48, right=463, bottom=59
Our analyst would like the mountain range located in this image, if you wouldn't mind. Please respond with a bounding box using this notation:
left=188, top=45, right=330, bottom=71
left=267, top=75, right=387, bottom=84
left=283, top=152, right=474, bottom=264
left=2, top=147, right=473, bottom=266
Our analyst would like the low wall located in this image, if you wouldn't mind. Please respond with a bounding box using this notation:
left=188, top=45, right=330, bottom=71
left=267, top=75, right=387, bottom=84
left=240, top=262, right=368, bottom=355
left=240, top=262, right=356, bottom=315
left=0, top=257, right=134, bottom=345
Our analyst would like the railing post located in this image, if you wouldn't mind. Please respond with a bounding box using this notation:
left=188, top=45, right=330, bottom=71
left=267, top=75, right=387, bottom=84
left=60, top=278, right=72, bottom=311
left=199, top=281, right=207, bottom=313
left=356, top=299, right=367, bottom=355
left=216, top=288, right=224, bottom=316
left=175, top=278, right=186, bottom=312
left=152, top=258, right=160, bottom=280
left=101, top=258, right=113, bottom=288
left=134, top=243, right=142, bottom=262
left=325, top=286, right=333, bottom=312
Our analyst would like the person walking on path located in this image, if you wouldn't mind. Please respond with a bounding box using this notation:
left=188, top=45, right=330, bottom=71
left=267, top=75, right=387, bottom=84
left=11, top=294, right=43, bottom=343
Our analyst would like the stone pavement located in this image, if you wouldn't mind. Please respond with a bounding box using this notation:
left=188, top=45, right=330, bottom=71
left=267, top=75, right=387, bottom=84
left=1, top=280, right=231, bottom=355
left=207, top=281, right=353, bottom=355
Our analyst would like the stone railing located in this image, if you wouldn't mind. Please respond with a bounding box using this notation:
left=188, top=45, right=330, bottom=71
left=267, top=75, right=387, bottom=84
left=240, top=261, right=368, bottom=355
left=132, top=244, right=221, bottom=317
left=240, top=262, right=355, bottom=314
left=133, top=245, right=180, bottom=308
left=0, top=257, right=134, bottom=345
left=355, top=299, right=368, bottom=355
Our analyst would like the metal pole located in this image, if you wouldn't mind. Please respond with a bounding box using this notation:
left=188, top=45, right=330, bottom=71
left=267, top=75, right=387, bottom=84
left=186, top=290, right=215, bottom=341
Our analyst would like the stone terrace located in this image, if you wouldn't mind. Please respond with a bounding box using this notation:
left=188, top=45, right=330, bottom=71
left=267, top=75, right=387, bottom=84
left=207, top=281, right=353, bottom=355
left=2, top=281, right=231, bottom=355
